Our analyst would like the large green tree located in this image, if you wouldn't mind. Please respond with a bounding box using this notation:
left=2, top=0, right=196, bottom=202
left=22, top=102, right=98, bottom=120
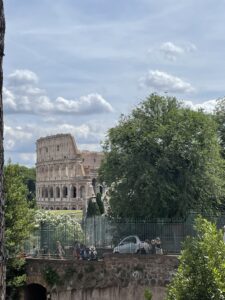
left=17, top=165, right=36, bottom=206
left=99, top=94, right=225, bottom=218
left=4, top=163, right=35, bottom=299
left=215, top=97, right=225, bottom=158
left=166, top=216, right=225, bottom=300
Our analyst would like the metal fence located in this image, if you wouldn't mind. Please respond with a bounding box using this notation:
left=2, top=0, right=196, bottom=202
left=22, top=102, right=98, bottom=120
left=24, top=214, right=225, bottom=258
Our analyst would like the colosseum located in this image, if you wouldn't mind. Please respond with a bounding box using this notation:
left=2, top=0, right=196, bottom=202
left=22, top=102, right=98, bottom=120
left=36, top=133, right=104, bottom=211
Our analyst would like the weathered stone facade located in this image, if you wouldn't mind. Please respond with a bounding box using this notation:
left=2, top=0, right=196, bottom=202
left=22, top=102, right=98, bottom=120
left=24, top=254, right=179, bottom=300
left=36, top=134, right=104, bottom=211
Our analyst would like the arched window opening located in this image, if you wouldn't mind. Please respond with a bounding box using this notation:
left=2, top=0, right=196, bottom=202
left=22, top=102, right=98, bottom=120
left=49, top=187, right=53, bottom=198
left=71, top=186, right=76, bottom=198
left=92, top=178, right=97, bottom=189
left=80, top=186, right=85, bottom=198
left=63, top=186, right=68, bottom=198
left=72, top=207, right=76, bottom=210
left=45, top=188, right=48, bottom=198
left=56, top=186, right=60, bottom=198
left=63, top=207, right=68, bottom=210
left=56, top=207, right=60, bottom=210
left=42, top=188, right=45, bottom=198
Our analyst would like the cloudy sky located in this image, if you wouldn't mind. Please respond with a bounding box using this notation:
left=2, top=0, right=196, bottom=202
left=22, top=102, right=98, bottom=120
left=4, top=0, right=225, bottom=166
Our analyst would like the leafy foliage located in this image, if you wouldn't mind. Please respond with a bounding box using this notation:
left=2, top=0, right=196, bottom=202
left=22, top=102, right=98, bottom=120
left=99, top=94, right=225, bottom=218
left=18, top=165, right=36, bottom=204
left=86, top=199, right=101, bottom=217
left=144, top=288, right=152, bottom=300
left=215, top=97, right=225, bottom=160
left=4, top=163, right=35, bottom=298
left=34, top=210, right=84, bottom=251
left=166, top=216, right=225, bottom=300
left=42, top=266, right=61, bottom=286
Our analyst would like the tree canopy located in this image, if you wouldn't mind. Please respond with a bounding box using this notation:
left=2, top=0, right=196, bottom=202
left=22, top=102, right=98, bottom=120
left=166, top=216, right=225, bottom=300
left=99, top=94, right=225, bottom=218
left=215, top=97, right=225, bottom=158
left=4, top=163, right=35, bottom=298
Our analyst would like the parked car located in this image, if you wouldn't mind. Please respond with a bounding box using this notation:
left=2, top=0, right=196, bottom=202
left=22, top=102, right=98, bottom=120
left=113, top=235, right=151, bottom=254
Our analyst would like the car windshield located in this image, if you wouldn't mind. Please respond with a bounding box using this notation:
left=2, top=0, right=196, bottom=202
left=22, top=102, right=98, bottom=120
left=121, top=237, right=137, bottom=244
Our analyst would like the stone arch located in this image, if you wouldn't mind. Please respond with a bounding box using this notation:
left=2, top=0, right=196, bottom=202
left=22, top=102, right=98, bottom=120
left=56, top=186, right=60, bottom=198
left=56, top=207, right=60, bottom=210
left=45, top=187, right=48, bottom=198
left=63, top=186, right=68, bottom=198
left=72, top=207, right=76, bottom=210
left=50, top=207, right=53, bottom=210
left=63, top=207, right=68, bottom=210
left=24, top=283, right=47, bottom=300
left=80, top=186, right=85, bottom=198
left=92, top=178, right=97, bottom=193
left=71, top=186, right=76, bottom=198
left=49, top=187, right=53, bottom=198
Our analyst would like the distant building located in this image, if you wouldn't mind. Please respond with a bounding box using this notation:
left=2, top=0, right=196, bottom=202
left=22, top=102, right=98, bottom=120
left=36, top=133, right=104, bottom=211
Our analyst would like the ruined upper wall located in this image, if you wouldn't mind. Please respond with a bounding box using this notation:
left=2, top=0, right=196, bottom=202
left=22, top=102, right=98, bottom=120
left=81, top=151, right=104, bottom=170
left=36, top=134, right=79, bottom=163
left=36, top=134, right=104, bottom=170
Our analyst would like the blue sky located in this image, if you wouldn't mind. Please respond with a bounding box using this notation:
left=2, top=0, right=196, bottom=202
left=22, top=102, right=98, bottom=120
left=3, top=0, right=225, bottom=166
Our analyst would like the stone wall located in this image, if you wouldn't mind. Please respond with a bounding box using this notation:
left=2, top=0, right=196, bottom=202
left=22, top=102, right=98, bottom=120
left=25, top=254, right=178, bottom=300
left=36, top=133, right=104, bottom=210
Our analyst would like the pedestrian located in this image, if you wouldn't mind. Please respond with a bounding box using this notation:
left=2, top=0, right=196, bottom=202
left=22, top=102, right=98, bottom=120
left=31, top=245, right=38, bottom=257
left=151, top=239, right=156, bottom=254
left=73, top=241, right=80, bottom=260
left=56, top=241, right=65, bottom=259
left=155, top=237, right=163, bottom=255
left=89, top=245, right=97, bottom=260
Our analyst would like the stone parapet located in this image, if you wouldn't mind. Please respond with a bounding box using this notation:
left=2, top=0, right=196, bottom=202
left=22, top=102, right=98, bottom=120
left=25, top=254, right=179, bottom=300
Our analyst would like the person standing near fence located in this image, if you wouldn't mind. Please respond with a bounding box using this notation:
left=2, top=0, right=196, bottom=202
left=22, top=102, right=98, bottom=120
left=155, top=237, right=163, bottom=255
left=56, top=241, right=65, bottom=259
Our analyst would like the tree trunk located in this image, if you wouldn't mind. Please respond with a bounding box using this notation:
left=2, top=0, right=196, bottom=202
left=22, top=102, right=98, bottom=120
left=0, top=0, right=5, bottom=299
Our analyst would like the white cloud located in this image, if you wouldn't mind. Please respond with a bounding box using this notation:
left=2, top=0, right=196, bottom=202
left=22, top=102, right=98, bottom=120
left=8, top=69, right=39, bottom=86
left=149, top=42, right=197, bottom=61
left=4, top=120, right=106, bottom=155
left=139, top=70, right=194, bottom=93
left=183, top=99, right=217, bottom=113
left=55, top=94, right=113, bottom=114
left=3, top=87, right=17, bottom=111
left=159, top=42, right=184, bottom=61
left=4, top=69, right=114, bottom=115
